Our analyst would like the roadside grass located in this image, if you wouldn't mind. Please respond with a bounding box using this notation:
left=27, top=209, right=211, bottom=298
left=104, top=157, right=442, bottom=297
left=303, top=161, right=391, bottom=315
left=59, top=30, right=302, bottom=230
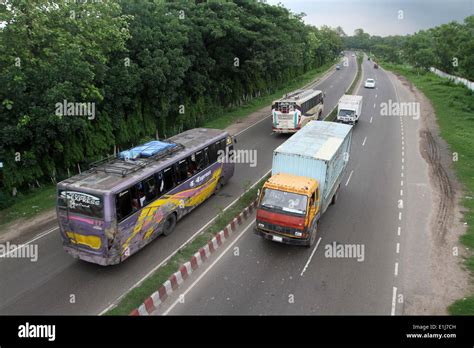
left=382, top=62, right=474, bottom=315
left=105, top=175, right=269, bottom=315
left=203, top=60, right=336, bottom=129
left=0, top=61, right=337, bottom=233
left=326, top=52, right=363, bottom=121
left=0, top=185, right=56, bottom=230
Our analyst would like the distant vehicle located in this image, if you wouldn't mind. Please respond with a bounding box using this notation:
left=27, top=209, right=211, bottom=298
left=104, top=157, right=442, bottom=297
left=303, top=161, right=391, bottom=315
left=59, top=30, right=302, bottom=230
left=57, top=128, right=235, bottom=265
left=337, top=94, right=363, bottom=125
left=364, top=78, right=376, bottom=88
left=374, top=63, right=379, bottom=69
left=352, top=53, right=355, bottom=57
left=336, top=64, right=341, bottom=70
left=368, top=57, right=371, bottom=61
left=255, top=121, right=353, bottom=247
left=271, top=89, right=324, bottom=133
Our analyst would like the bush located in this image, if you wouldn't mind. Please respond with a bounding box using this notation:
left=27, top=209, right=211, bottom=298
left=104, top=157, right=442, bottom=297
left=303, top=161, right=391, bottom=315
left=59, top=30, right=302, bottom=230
left=0, top=191, right=14, bottom=210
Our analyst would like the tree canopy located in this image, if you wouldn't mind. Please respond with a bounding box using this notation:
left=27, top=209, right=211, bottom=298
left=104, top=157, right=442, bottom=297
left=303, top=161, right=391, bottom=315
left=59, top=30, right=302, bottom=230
left=0, top=0, right=343, bottom=199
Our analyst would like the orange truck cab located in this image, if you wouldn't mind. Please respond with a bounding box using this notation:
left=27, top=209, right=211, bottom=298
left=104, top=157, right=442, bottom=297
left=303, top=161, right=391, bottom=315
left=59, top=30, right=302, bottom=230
left=255, top=173, right=322, bottom=246
left=255, top=121, right=353, bottom=247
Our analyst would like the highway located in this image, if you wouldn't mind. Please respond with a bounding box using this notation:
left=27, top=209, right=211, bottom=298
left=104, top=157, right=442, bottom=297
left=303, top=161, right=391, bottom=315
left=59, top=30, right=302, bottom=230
left=155, top=56, right=434, bottom=315
left=0, top=53, right=358, bottom=315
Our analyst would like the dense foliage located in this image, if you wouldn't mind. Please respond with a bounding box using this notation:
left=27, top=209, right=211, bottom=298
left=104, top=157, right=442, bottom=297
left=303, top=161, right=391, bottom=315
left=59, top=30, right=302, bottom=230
left=0, top=0, right=343, bottom=199
left=345, top=16, right=474, bottom=80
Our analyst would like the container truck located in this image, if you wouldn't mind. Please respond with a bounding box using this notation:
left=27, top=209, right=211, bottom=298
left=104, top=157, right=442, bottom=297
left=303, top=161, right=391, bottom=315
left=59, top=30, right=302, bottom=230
left=336, top=94, right=363, bottom=125
left=255, top=121, right=353, bottom=247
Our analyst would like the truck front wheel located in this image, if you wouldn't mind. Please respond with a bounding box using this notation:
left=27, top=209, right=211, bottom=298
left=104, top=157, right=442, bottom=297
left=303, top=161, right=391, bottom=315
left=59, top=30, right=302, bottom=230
left=305, top=221, right=318, bottom=248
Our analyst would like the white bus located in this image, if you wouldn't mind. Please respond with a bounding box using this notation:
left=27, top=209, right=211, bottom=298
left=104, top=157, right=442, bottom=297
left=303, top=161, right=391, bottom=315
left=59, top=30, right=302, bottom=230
left=271, top=89, right=324, bottom=133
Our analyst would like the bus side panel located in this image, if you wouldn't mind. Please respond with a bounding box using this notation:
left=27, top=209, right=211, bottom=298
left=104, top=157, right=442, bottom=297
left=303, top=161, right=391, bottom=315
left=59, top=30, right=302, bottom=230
left=118, top=162, right=228, bottom=262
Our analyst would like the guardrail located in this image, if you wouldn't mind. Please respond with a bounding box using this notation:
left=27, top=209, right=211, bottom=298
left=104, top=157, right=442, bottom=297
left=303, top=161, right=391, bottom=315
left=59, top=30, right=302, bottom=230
left=429, top=67, right=474, bottom=91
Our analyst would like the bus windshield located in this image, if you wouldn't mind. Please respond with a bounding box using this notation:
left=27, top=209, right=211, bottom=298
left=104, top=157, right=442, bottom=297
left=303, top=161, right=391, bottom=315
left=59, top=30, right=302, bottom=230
left=58, top=190, right=104, bottom=219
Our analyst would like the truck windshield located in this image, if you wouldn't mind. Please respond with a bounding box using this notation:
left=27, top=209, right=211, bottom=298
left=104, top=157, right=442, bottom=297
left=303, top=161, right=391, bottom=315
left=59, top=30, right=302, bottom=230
left=339, top=109, right=355, bottom=117
left=57, top=189, right=104, bottom=219
left=260, top=188, right=308, bottom=215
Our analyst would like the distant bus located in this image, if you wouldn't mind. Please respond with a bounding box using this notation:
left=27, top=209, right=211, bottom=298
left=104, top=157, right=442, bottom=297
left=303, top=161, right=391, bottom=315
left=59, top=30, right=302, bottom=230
left=271, top=89, right=324, bottom=133
left=56, top=128, right=235, bottom=265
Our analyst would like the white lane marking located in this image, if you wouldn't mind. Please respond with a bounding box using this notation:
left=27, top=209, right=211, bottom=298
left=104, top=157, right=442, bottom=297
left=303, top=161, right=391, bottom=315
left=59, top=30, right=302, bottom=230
left=396, top=243, right=400, bottom=254
left=362, top=136, right=367, bottom=146
left=394, top=262, right=399, bottom=276
left=398, top=212, right=402, bottom=220
left=391, top=286, right=398, bottom=315
left=300, top=237, right=323, bottom=277
left=402, top=158, right=404, bottom=163
left=401, top=165, right=404, bottom=171
left=235, top=115, right=271, bottom=136
left=373, top=103, right=376, bottom=108
left=400, top=189, right=403, bottom=196
left=375, top=94, right=377, bottom=98
left=401, top=172, right=404, bottom=178
left=99, top=169, right=271, bottom=315
left=370, top=116, right=373, bottom=123
left=402, top=151, right=404, bottom=157
left=163, top=219, right=255, bottom=315
left=402, top=140, right=405, bottom=146
left=397, top=226, right=401, bottom=236
left=345, top=170, right=354, bottom=186
left=401, top=180, right=404, bottom=186
left=0, top=226, right=58, bottom=259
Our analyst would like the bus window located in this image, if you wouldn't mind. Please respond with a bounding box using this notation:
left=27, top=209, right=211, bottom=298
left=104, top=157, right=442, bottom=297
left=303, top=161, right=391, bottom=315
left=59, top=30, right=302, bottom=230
left=195, top=150, right=205, bottom=171
left=203, top=147, right=210, bottom=167
left=155, top=166, right=176, bottom=195
left=176, top=159, right=189, bottom=184
left=116, top=189, right=134, bottom=222
left=143, top=175, right=158, bottom=204
left=134, top=182, right=146, bottom=208
left=208, top=143, right=218, bottom=163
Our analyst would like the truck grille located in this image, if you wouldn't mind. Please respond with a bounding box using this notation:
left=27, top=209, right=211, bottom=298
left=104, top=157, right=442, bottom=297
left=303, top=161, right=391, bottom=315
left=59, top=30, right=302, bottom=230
left=258, top=221, right=299, bottom=235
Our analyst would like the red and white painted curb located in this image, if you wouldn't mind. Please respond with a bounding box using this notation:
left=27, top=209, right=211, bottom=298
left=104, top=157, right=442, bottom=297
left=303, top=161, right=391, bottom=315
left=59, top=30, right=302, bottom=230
left=130, top=200, right=258, bottom=316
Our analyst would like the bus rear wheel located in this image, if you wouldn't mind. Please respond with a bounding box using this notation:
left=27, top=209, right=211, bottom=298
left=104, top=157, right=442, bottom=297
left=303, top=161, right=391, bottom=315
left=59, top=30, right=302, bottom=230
left=162, top=213, right=177, bottom=236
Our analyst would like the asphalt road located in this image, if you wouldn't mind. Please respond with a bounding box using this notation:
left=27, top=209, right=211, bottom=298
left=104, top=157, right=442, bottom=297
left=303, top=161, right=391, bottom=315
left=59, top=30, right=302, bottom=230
left=0, top=53, right=358, bottom=315
left=157, top=56, right=433, bottom=315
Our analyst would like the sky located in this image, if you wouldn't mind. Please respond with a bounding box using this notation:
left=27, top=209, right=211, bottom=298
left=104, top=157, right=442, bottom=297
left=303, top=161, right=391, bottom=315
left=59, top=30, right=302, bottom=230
left=266, top=0, right=474, bottom=36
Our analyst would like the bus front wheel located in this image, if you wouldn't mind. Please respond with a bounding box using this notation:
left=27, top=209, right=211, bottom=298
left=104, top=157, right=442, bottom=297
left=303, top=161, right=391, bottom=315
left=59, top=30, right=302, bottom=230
left=162, top=213, right=177, bottom=236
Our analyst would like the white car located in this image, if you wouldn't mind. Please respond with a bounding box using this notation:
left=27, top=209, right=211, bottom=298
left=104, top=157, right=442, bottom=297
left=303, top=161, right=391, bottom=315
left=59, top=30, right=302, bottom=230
left=364, top=78, right=376, bottom=88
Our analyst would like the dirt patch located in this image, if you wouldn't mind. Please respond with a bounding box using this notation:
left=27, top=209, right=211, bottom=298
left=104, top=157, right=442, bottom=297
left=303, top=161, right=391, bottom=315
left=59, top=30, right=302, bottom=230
left=0, top=209, right=57, bottom=244
left=393, top=72, right=471, bottom=314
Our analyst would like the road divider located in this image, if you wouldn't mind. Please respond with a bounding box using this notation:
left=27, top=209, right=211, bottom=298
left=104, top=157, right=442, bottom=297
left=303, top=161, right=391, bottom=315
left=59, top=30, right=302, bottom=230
left=104, top=174, right=270, bottom=315
left=326, top=52, right=364, bottom=121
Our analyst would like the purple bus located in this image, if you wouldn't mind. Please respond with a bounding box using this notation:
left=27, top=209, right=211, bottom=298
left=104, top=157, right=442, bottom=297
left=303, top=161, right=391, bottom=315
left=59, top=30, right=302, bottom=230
left=56, top=128, right=235, bottom=265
